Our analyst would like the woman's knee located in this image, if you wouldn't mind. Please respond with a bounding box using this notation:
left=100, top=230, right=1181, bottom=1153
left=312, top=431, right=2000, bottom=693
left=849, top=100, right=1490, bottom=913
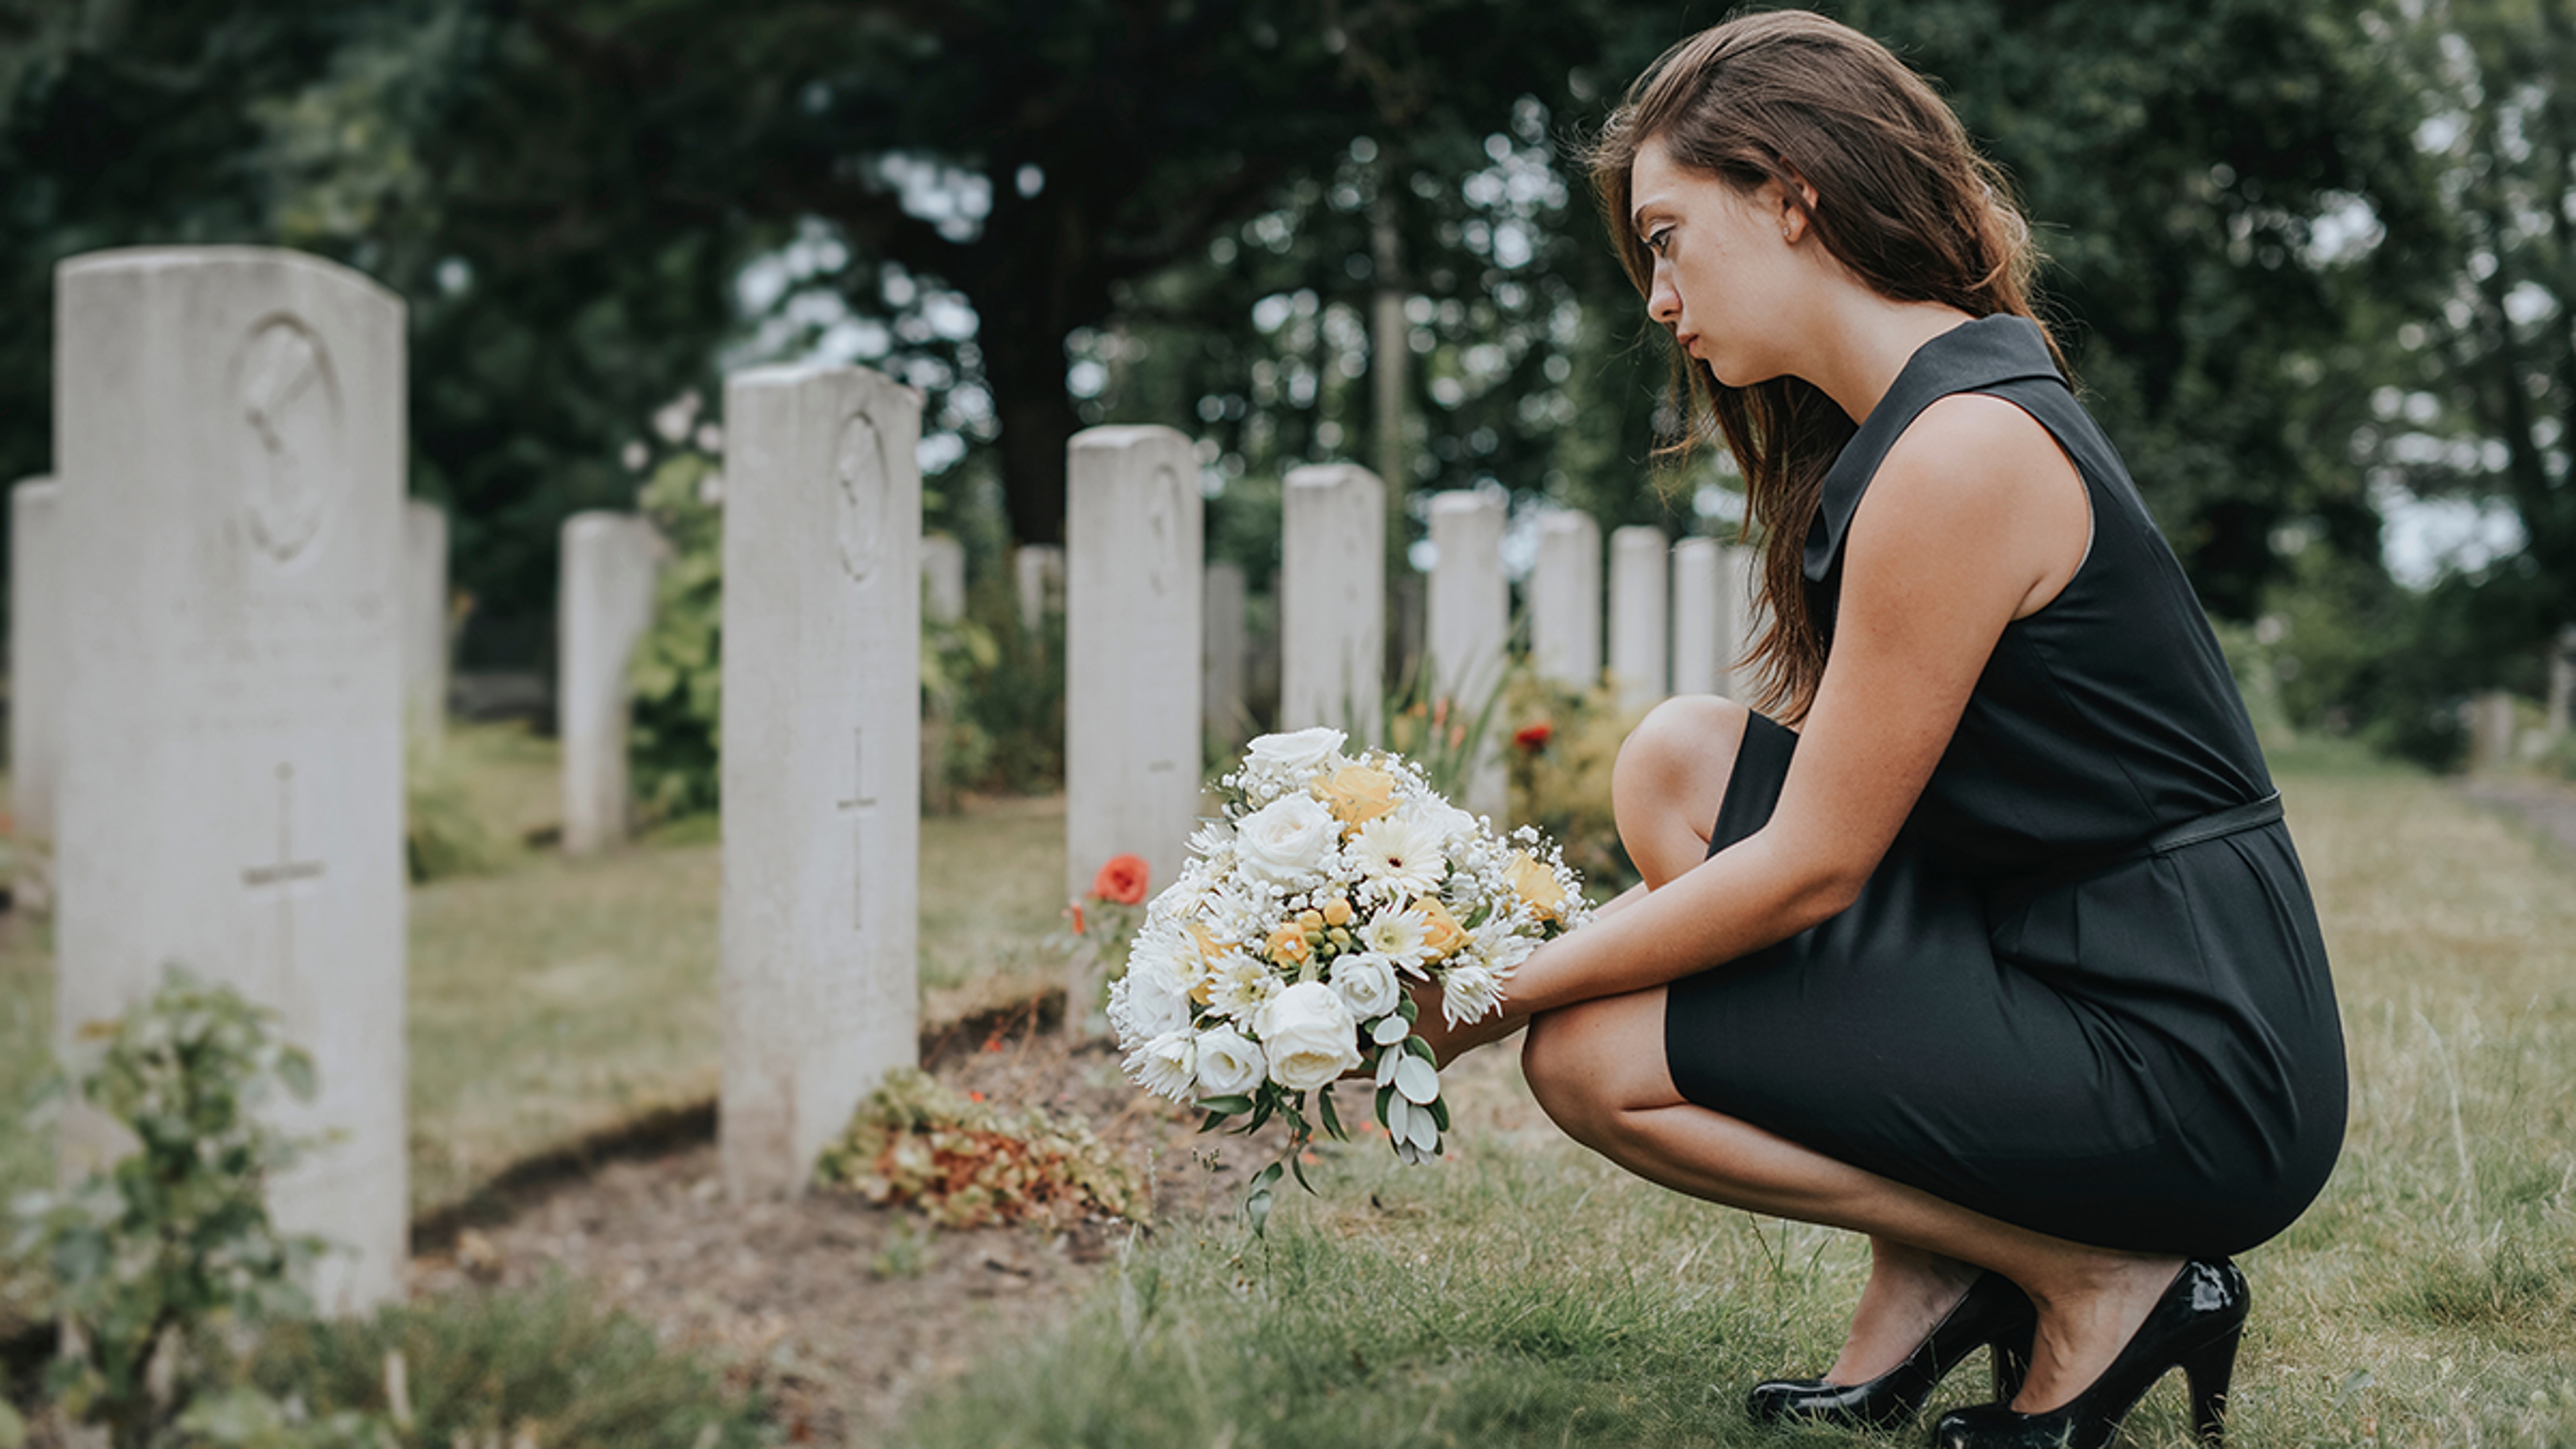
left=1612, top=694, right=1748, bottom=885
left=1521, top=996, right=1665, bottom=1148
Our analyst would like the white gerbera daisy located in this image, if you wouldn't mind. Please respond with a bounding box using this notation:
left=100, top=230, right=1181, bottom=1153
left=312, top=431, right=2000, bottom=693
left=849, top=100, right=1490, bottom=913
left=1357, top=906, right=1432, bottom=971
left=1351, top=812, right=1444, bottom=901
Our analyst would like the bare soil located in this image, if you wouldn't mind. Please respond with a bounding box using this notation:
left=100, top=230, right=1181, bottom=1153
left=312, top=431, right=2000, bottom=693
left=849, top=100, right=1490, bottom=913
left=405, top=1011, right=1277, bottom=1446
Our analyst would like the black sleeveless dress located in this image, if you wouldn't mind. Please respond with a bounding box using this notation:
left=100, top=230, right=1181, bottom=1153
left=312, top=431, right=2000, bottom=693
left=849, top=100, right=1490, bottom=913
left=1662, top=315, right=2347, bottom=1256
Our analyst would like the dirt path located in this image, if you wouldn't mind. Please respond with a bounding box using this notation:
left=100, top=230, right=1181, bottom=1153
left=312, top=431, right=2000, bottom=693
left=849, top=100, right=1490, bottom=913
left=405, top=1016, right=1278, bottom=1444
left=2459, top=774, right=2576, bottom=859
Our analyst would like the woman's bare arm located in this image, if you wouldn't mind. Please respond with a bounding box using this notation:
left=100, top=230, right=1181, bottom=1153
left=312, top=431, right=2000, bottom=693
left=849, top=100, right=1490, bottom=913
left=1496, top=393, right=2090, bottom=1017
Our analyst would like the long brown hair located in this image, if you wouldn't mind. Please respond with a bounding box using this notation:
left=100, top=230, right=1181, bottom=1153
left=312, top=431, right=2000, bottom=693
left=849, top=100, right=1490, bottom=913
left=1585, top=10, right=2062, bottom=722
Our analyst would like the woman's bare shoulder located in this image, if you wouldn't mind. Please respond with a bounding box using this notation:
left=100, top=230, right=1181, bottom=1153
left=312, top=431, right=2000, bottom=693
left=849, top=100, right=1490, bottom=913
left=1849, top=391, right=2090, bottom=615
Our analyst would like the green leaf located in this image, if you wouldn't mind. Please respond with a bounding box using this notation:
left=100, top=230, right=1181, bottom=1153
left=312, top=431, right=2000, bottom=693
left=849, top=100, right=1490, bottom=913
left=1316, top=1085, right=1346, bottom=1140
left=1196, top=1094, right=1255, bottom=1115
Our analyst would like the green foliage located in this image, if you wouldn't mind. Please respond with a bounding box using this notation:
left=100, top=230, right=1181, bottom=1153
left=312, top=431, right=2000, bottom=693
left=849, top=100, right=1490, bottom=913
left=1356, top=651, right=1511, bottom=806
left=1501, top=671, right=1641, bottom=897
left=6, top=967, right=334, bottom=1449
left=239, top=1279, right=762, bottom=1449
left=625, top=449, right=724, bottom=824
left=924, top=574, right=1066, bottom=800
left=403, top=733, right=509, bottom=883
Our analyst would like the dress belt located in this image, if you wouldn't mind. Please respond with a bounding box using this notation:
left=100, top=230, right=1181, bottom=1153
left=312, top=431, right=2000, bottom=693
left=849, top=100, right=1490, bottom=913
left=2109, top=792, right=2284, bottom=865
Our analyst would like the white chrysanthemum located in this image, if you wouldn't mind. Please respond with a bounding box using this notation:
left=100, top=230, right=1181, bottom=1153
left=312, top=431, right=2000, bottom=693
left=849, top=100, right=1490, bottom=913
left=1469, top=914, right=1539, bottom=979
left=1351, top=813, right=1444, bottom=900
left=1112, top=938, right=1193, bottom=1044
left=1329, top=951, right=1402, bottom=1020
left=1194, top=1025, right=1266, bottom=1097
left=1357, top=906, right=1432, bottom=970
left=1186, top=818, right=1237, bottom=864
left=1206, top=951, right=1282, bottom=1021
left=1234, top=792, right=1340, bottom=886
left=1124, top=1028, right=1199, bottom=1102
left=1440, top=961, right=1505, bottom=1027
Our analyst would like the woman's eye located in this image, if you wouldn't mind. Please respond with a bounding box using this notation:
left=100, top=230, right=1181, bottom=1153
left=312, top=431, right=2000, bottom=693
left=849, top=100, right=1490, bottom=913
left=1646, top=228, right=1674, bottom=256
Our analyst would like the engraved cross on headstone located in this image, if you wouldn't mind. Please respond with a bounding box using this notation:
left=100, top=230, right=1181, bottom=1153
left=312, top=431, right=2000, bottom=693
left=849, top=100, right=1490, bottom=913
left=836, top=728, right=877, bottom=932
left=241, top=762, right=327, bottom=978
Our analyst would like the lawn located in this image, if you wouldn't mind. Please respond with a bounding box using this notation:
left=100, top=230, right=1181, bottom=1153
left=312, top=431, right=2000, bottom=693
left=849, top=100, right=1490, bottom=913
left=0, top=722, right=1072, bottom=1220
left=893, top=743, right=2576, bottom=1449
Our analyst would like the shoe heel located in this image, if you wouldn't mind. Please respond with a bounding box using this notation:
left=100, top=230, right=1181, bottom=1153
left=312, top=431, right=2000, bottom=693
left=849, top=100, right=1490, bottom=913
left=2180, top=1327, right=2241, bottom=1446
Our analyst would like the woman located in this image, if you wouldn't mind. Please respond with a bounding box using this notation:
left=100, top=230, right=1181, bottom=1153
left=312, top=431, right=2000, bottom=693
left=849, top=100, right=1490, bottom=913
left=1419, top=13, right=2347, bottom=1448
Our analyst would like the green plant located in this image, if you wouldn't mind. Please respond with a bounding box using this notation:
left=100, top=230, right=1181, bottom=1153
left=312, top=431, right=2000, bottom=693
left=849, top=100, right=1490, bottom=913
left=626, top=449, right=724, bottom=824
left=1501, top=670, right=1642, bottom=897
left=6, top=967, right=346, bottom=1449
left=924, top=572, right=1067, bottom=799
left=403, top=733, right=510, bottom=883
left=1352, top=650, right=1510, bottom=805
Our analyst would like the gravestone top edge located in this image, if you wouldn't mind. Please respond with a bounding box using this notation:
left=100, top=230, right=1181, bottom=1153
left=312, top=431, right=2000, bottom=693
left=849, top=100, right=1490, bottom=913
left=1427, top=490, right=1502, bottom=517
left=1285, top=462, right=1383, bottom=490
left=1674, top=537, right=1720, bottom=557
left=1611, top=523, right=1670, bottom=544
left=1537, top=509, right=1597, bottom=535
left=1069, top=424, right=1193, bottom=453
left=14, top=475, right=56, bottom=494
left=727, top=361, right=925, bottom=407
left=58, top=246, right=403, bottom=311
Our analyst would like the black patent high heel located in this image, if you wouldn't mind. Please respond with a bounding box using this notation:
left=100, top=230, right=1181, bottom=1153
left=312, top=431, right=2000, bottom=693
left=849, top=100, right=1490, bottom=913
left=1933, top=1258, right=2250, bottom=1449
left=1746, top=1271, right=2036, bottom=1432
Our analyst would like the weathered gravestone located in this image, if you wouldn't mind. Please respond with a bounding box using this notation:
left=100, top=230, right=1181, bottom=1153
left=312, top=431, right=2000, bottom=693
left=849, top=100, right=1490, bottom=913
left=403, top=500, right=449, bottom=745
left=1203, top=559, right=1248, bottom=747
left=1281, top=463, right=1385, bottom=739
left=1065, top=427, right=1202, bottom=1027
left=1609, top=525, right=1670, bottom=713
left=2467, top=690, right=2518, bottom=773
left=921, top=533, right=966, bottom=624
left=1671, top=537, right=1727, bottom=698
left=2547, top=625, right=2575, bottom=741
left=1427, top=490, right=1507, bottom=819
left=1016, top=543, right=1065, bottom=636
left=558, top=511, right=662, bottom=854
left=718, top=364, right=922, bottom=1201
left=1529, top=508, right=1601, bottom=690
left=10, top=476, right=60, bottom=909
left=55, top=247, right=407, bottom=1311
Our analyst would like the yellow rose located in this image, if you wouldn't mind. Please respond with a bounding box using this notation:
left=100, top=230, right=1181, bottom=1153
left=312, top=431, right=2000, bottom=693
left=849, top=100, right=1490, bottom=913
left=1417, top=897, right=1470, bottom=959
left=1507, top=852, right=1567, bottom=923
left=1265, top=922, right=1312, bottom=966
left=1318, top=764, right=1398, bottom=830
left=1187, top=922, right=1226, bottom=1004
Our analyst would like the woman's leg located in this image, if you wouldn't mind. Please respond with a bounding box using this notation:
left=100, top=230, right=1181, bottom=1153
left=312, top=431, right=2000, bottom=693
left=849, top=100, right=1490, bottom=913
left=1521, top=993, right=2182, bottom=1409
left=1556, top=694, right=2183, bottom=1409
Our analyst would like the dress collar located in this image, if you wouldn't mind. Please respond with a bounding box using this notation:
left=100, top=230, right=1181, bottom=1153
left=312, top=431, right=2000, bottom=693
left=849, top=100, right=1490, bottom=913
left=1801, top=314, right=2067, bottom=583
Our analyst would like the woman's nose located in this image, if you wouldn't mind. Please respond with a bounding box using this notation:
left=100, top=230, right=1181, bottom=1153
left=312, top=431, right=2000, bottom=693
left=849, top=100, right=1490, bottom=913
left=1647, top=266, right=1681, bottom=325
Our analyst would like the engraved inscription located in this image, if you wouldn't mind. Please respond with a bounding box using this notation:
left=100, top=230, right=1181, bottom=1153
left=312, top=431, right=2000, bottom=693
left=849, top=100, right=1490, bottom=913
left=833, top=411, right=889, bottom=584
left=232, top=317, right=345, bottom=567
left=1142, top=463, right=1182, bottom=599
left=835, top=728, right=878, bottom=932
left=241, top=763, right=327, bottom=981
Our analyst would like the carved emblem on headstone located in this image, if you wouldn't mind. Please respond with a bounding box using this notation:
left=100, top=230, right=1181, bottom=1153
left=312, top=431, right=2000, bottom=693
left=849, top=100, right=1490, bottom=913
left=1143, top=462, right=1183, bottom=598
left=232, top=316, right=343, bottom=566
left=833, top=411, right=889, bottom=584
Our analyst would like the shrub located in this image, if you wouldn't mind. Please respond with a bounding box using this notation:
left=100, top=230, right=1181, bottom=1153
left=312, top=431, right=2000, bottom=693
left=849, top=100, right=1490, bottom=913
left=814, top=1067, right=1144, bottom=1228
left=625, top=449, right=724, bottom=825
left=403, top=732, right=508, bottom=883
left=1500, top=671, right=1642, bottom=898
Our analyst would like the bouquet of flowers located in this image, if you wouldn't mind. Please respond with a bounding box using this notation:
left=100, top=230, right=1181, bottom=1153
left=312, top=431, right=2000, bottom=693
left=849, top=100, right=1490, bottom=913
left=1108, top=727, right=1591, bottom=1220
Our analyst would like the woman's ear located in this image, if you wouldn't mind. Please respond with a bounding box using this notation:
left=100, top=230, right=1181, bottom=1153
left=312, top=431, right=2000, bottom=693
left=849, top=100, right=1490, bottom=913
left=1770, top=167, right=1821, bottom=244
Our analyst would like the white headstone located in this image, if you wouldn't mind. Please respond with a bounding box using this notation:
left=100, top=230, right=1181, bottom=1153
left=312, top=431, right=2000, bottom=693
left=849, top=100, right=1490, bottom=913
left=1608, top=525, right=1670, bottom=714
left=402, top=500, right=449, bottom=745
left=1671, top=537, right=1723, bottom=698
left=921, top=533, right=966, bottom=624
left=2466, top=690, right=2516, bottom=773
left=1426, top=490, right=1507, bottom=819
left=1528, top=509, right=1601, bottom=689
left=2546, top=625, right=2575, bottom=741
left=1719, top=544, right=1762, bottom=702
left=1065, top=425, right=1203, bottom=906
left=1203, top=559, right=1248, bottom=746
left=1015, top=543, right=1064, bottom=635
left=1281, top=463, right=1386, bottom=739
left=558, top=512, right=662, bottom=855
left=55, top=247, right=407, bottom=1311
left=11, top=476, right=62, bottom=908
left=718, top=364, right=922, bottom=1201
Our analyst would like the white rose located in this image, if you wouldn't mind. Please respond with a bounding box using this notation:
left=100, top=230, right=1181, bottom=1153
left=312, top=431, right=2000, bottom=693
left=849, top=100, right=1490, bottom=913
left=1255, top=979, right=1363, bottom=1091
left=1124, top=1028, right=1199, bottom=1102
left=1194, top=1025, right=1267, bottom=1097
left=1413, top=795, right=1482, bottom=850
left=1329, top=951, right=1401, bottom=1020
left=1244, top=727, right=1346, bottom=775
left=1233, top=792, right=1340, bottom=885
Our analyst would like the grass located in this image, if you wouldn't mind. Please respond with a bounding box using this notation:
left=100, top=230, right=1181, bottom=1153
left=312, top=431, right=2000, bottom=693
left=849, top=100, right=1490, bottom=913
left=0, top=722, right=1072, bottom=1222
left=892, top=759, right=2576, bottom=1449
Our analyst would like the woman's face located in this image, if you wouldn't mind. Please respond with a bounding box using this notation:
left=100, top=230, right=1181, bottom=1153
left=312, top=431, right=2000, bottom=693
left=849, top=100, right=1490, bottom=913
left=1627, top=138, right=1807, bottom=388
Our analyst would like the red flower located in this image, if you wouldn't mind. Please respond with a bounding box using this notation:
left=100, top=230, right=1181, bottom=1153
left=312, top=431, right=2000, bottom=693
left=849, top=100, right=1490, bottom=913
left=1089, top=853, right=1151, bottom=905
left=1513, top=721, right=1554, bottom=752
